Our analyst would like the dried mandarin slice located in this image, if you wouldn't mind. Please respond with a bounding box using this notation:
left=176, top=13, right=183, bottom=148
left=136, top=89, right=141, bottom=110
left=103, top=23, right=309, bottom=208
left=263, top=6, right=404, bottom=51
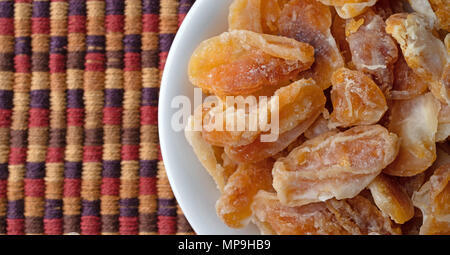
left=386, top=13, right=449, bottom=105
left=228, top=0, right=263, bottom=33
left=185, top=115, right=230, bottom=191
left=202, top=79, right=325, bottom=147
left=319, top=0, right=378, bottom=19
left=251, top=191, right=400, bottom=235
left=216, top=160, right=274, bottom=228
left=412, top=164, right=450, bottom=234
left=384, top=93, right=441, bottom=177
left=346, top=10, right=398, bottom=95
left=437, top=102, right=450, bottom=142
left=368, top=174, right=415, bottom=224
left=277, top=0, right=344, bottom=90
left=391, top=53, right=428, bottom=100
left=304, top=114, right=336, bottom=139
left=329, top=68, right=388, bottom=127
left=225, top=113, right=319, bottom=163
left=251, top=191, right=349, bottom=235
left=408, top=0, right=438, bottom=27
left=188, top=30, right=315, bottom=97
left=272, top=125, right=399, bottom=206
left=325, top=195, right=401, bottom=234
left=228, top=0, right=288, bottom=34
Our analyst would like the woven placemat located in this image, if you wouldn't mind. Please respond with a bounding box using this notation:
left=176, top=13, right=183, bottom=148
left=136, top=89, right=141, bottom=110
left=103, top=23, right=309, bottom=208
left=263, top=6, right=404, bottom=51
left=0, top=0, right=195, bottom=235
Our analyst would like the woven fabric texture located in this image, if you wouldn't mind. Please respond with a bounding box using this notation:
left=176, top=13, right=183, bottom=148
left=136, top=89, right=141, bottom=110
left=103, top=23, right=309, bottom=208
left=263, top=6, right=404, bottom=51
left=0, top=0, right=195, bottom=235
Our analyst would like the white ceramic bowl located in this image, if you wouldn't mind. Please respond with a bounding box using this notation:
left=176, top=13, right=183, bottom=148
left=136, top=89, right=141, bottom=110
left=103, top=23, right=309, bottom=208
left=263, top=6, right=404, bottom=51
left=158, top=0, right=259, bottom=234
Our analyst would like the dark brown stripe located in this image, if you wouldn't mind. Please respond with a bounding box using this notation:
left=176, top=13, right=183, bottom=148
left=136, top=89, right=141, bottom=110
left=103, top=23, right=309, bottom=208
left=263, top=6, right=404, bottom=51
left=101, top=214, right=119, bottom=233
left=139, top=213, right=157, bottom=233
left=48, top=128, right=66, bottom=147
left=141, top=50, right=158, bottom=68
left=66, top=51, right=85, bottom=70
left=31, top=52, right=50, bottom=72
left=0, top=52, right=14, bottom=71
left=10, top=130, right=28, bottom=148
left=24, top=216, right=43, bottom=234
left=177, top=214, right=194, bottom=233
left=63, top=215, right=80, bottom=234
left=106, top=50, right=123, bottom=69
left=84, top=128, right=103, bottom=146
left=121, top=128, right=139, bottom=145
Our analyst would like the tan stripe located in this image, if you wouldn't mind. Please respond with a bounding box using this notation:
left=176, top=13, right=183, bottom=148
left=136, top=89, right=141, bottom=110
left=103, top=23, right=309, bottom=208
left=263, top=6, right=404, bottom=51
left=102, top=143, right=121, bottom=161
left=63, top=197, right=81, bottom=215
left=86, top=1, right=105, bottom=36
left=0, top=35, right=14, bottom=51
left=157, top=162, right=175, bottom=200
left=26, top=145, right=48, bottom=162
left=14, top=3, right=32, bottom=37
left=105, top=33, right=123, bottom=51
left=31, top=35, right=49, bottom=52
left=138, top=195, right=157, bottom=214
left=80, top=179, right=102, bottom=201
left=142, top=68, right=160, bottom=88
left=66, top=70, right=84, bottom=89
left=24, top=197, right=44, bottom=217
left=0, top=128, right=9, bottom=163
left=67, top=33, right=85, bottom=52
left=105, top=69, right=123, bottom=89
left=30, top=72, right=50, bottom=90
left=141, top=32, right=158, bottom=51
left=100, top=195, right=119, bottom=215
left=65, top=145, right=83, bottom=162
left=159, top=0, right=179, bottom=34
left=124, top=0, right=142, bottom=34
left=83, top=73, right=104, bottom=91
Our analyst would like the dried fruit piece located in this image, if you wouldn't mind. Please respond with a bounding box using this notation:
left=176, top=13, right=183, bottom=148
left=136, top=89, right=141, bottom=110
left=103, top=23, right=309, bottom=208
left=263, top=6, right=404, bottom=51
left=391, top=53, right=428, bottom=100
left=409, top=0, right=449, bottom=31
left=372, top=0, right=406, bottom=20
left=319, top=0, right=378, bottom=19
left=331, top=13, right=353, bottom=64
left=386, top=13, right=449, bottom=105
left=277, top=0, right=344, bottom=90
left=384, top=93, right=441, bottom=176
left=188, top=30, right=315, bottom=97
left=216, top=160, right=274, bottom=228
left=272, top=125, right=399, bottom=206
left=412, top=164, right=450, bottom=234
left=437, top=102, right=450, bottom=142
left=202, top=79, right=325, bottom=147
left=304, top=114, right=336, bottom=139
left=346, top=10, right=398, bottom=95
left=329, top=68, right=388, bottom=127
left=228, top=0, right=289, bottom=34
left=225, top=113, right=319, bottom=163
left=368, top=174, right=415, bottom=224
left=185, top=115, right=232, bottom=191
left=401, top=208, right=423, bottom=235
left=251, top=191, right=400, bottom=235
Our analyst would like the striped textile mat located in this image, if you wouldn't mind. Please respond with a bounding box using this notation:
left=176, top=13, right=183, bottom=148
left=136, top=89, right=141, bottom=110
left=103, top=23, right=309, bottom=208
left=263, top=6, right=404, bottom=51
left=0, top=0, right=195, bottom=235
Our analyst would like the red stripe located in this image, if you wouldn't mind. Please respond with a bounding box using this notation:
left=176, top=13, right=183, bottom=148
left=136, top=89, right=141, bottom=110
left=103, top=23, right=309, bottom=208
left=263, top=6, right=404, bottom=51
left=100, top=177, right=120, bottom=196
left=28, top=108, right=49, bottom=127
left=49, top=54, right=66, bottom=73
left=159, top=51, right=168, bottom=71
left=14, top=55, right=31, bottom=73
left=9, top=147, right=27, bottom=165
left=67, top=108, right=84, bottom=126
left=63, top=178, right=81, bottom=197
left=105, top=15, right=124, bottom=33
left=84, top=53, right=105, bottom=72
left=119, top=217, right=138, bottom=235
left=44, top=218, right=63, bottom=235
left=0, top=18, right=14, bottom=35
left=15, top=0, right=32, bottom=3
left=157, top=216, right=177, bottom=234
left=102, top=107, right=122, bottom=125
left=124, top=52, right=141, bottom=71
left=0, top=179, right=6, bottom=197
left=24, top=179, right=45, bottom=197
left=67, top=16, right=86, bottom=33
left=140, top=105, right=158, bottom=125
left=142, top=14, right=159, bottom=33
left=0, top=109, right=12, bottom=127
left=121, top=144, right=139, bottom=161
left=31, top=17, right=50, bottom=34
left=82, top=145, right=102, bottom=162
left=80, top=216, right=100, bottom=235
left=7, top=219, right=25, bottom=235
left=139, top=177, right=156, bottom=195
left=178, top=14, right=187, bottom=27
left=45, top=147, right=65, bottom=163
